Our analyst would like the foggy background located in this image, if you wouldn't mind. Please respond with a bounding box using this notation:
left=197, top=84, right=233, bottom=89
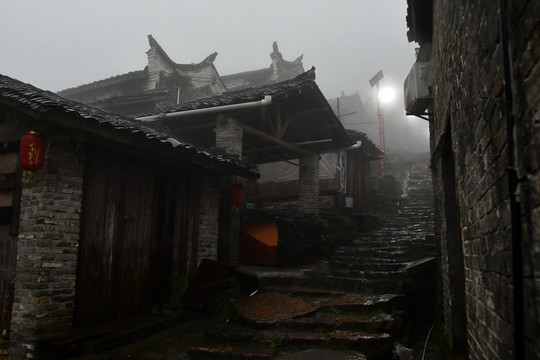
left=1, top=0, right=429, bottom=153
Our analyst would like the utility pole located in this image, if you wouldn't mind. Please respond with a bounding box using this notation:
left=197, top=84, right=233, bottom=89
left=369, top=70, right=386, bottom=177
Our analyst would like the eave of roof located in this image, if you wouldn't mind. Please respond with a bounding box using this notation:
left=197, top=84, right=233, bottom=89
left=145, top=67, right=333, bottom=114
left=134, top=68, right=354, bottom=163
left=0, top=74, right=259, bottom=179
left=57, top=69, right=148, bottom=96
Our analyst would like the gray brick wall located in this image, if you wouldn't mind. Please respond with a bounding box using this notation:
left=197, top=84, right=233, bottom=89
left=9, top=142, right=84, bottom=359
left=198, top=176, right=220, bottom=262
left=298, top=154, right=320, bottom=216
left=216, top=116, right=243, bottom=159
left=215, top=116, right=243, bottom=264
left=431, top=0, right=539, bottom=358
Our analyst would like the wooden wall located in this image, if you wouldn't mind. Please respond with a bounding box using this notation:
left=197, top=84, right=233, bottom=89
left=75, top=151, right=200, bottom=326
left=0, top=150, right=21, bottom=336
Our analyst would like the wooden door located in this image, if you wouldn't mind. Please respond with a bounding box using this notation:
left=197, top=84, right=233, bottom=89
left=75, top=152, right=199, bottom=326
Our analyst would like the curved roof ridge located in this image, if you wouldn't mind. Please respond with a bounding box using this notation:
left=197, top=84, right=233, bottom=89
left=148, top=34, right=218, bottom=71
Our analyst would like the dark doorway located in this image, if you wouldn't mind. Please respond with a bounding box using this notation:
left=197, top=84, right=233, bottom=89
left=441, top=129, right=467, bottom=356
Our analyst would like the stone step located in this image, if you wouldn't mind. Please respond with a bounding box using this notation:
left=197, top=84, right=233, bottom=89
left=189, top=348, right=370, bottom=360
left=258, top=329, right=393, bottom=359
left=257, top=275, right=405, bottom=294
left=277, top=312, right=395, bottom=333
left=312, top=293, right=405, bottom=315
left=188, top=346, right=276, bottom=360
left=231, top=291, right=404, bottom=322
left=273, top=349, right=368, bottom=360
left=231, top=292, right=397, bottom=333
left=330, top=260, right=408, bottom=272
left=204, top=328, right=393, bottom=360
left=332, top=247, right=436, bottom=259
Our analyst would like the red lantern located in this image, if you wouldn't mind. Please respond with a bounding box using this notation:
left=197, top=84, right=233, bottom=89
left=229, top=181, right=245, bottom=207
left=20, top=131, right=46, bottom=180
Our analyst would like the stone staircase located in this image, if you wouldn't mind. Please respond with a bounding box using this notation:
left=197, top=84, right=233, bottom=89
left=187, top=166, right=436, bottom=360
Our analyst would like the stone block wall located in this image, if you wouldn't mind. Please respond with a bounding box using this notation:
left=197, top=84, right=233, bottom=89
left=431, top=0, right=539, bottom=358
left=9, top=142, right=84, bottom=359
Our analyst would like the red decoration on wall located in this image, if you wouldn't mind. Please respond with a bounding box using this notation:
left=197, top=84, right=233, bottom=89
left=229, top=181, right=245, bottom=207
left=20, top=131, right=45, bottom=180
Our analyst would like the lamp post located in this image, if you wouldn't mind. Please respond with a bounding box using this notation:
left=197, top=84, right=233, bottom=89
left=369, top=70, right=386, bottom=177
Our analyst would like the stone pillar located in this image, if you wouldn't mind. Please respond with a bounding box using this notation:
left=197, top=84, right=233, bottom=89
left=9, top=143, right=84, bottom=359
left=215, top=116, right=243, bottom=264
left=298, top=154, right=320, bottom=216
left=215, top=116, right=243, bottom=159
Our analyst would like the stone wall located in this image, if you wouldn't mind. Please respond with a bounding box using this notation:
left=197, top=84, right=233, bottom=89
left=431, top=0, right=539, bottom=358
left=9, top=142, right=84, bottom=359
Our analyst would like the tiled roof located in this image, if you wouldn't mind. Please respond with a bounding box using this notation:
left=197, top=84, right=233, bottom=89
left=148, top=67, right=319, bottom=115
left=134, top=68, right=354, bottom=163
left=57, top=69, right=148, bottom=95
left=346, top=129, right=384, bottom=157
left=0, top=74, right=259, bottom=178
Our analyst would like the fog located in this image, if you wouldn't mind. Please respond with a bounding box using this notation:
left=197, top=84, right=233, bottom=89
left=1, top=0, right=430, bottom=152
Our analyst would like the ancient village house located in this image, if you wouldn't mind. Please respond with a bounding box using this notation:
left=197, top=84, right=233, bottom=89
left=0, top=74, right=258, bottom=359
left=56, top=36, right=381, bottom=263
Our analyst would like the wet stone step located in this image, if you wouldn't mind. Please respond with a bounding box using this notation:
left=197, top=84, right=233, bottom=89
left=232, top=292, right=318, bottom=325
left=203, top=328, right=393, bottom=359
left=187, top=346, right=276, bottom=360
left=258, top=329, right=393, bottom=359
left=273, top=349, right=367, bottom=360
left=278, top=312, right=395, bottom=332
left=313, top=293, right=405, bottom=314
left=232, top=292, right=396, bottom=332
left=241, top=290, right=405, bottom=316
left=333, top=249, right=417, bottom=261
left=257, top=275, right=404, bottom=294
left=329, top=268, right=409, bottom=280
left=330, top=260, right=408, bottom=272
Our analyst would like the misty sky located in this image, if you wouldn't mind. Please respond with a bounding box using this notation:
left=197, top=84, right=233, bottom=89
left=1, top=0, right=429, bottom=152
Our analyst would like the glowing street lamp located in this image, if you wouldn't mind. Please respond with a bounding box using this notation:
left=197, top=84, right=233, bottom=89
left=378, top=86, right=396, bottom=104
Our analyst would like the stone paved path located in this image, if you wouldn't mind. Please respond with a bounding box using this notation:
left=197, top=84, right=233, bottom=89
left=68, top=160, right=440, bottom=360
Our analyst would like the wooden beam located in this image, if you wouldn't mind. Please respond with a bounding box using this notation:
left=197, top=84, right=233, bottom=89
left=241, top=123, right=313, bottom=158
left=243, top=139, right=333, bottom=154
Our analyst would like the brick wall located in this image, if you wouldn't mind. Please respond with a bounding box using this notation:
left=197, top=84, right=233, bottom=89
left=215, top=116, right=243, bottom=264
left=507, top=1, right=540, bottom=358
left=9, top=142, right=84, bottom=359
left=215, top=116, right=243, bottom=160
left=431, top=0, right=539, bottom=358
left=298, top=154, right=320, bottom=216
left=198, top=176, right=220, bottom=262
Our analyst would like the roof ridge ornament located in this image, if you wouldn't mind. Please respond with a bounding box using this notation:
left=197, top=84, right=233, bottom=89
left=271, top=41, right=283, bottom=60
